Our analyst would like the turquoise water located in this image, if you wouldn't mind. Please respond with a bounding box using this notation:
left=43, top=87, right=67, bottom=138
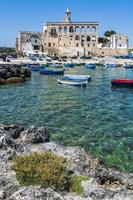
left=0, top=67, right=133, bottom=172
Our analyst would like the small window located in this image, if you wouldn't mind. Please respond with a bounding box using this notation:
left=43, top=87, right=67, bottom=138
left=76, top=43, right=79, bottom=47
left=48, top=42, right=51, bottom=47
left=93, top=44, right=95, bottom=47
left=35, top=39, right=37, bottom=43
left=88, top=44, right=90, bottom=47
left=53, top=43, right=55, bottom=46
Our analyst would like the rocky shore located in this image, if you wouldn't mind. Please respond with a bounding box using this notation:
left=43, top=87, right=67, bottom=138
left=0, top=64, right=31, bottom=85
left=0, top=124, right=133, bottom=200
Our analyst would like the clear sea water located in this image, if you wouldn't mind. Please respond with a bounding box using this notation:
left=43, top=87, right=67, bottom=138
left=0, top=66, right=133, bottom=172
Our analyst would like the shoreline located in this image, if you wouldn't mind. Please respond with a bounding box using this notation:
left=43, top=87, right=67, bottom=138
left=0, top=124, right=133, bottom=200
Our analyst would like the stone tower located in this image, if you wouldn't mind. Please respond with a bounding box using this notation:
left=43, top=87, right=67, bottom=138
left=64, top=8, right=71, bottom=23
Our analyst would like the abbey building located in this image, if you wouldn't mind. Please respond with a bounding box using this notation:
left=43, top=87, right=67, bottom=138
left=16, top=9, right=128, bottom=57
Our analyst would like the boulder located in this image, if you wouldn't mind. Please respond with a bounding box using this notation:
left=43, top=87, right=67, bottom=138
left=21, top=126, right=50, bottom=144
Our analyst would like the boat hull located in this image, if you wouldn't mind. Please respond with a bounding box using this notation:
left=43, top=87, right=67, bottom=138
left=111, top=79, right=133, bottom=87
left=39, top=68, right=64, bottom=75
left=64, top=74, right=91, bottom=81
left=57, top=78, right=88, bottom=87
left=85, top=64, right=96, bottom=69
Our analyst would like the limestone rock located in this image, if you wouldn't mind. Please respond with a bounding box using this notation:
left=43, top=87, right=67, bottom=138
left=21, top=126, right=50, bottom=144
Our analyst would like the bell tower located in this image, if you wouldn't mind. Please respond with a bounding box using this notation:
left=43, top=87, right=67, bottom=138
left=64, top=8, right=71, bottom=23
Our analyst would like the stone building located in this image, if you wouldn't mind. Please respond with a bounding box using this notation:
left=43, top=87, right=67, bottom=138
left=16, top=8, right=129, bottom=57
left=16, top=31, right=42, bottom=56
left=43, top=8, right=99, bottom=57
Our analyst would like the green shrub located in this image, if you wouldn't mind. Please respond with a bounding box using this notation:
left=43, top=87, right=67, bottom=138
left=12, top=151, right=68, bottom=191
left=70, top=175, right=89, bottom=195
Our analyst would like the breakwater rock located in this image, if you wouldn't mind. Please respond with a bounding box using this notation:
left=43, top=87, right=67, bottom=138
left=0, top=124, right=133, bottom=200
left=0, top=64, right=31, bottom=84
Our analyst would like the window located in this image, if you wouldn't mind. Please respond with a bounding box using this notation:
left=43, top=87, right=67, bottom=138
left=87, top=36, right=90, bottom=42
left=35, top=39, right=37, bottom=43
left=92, top=36, right=96, bottom=42
left=48, top=42, right=51, bottom=47
left=64, top=27, right=67, bottom=34
left=88, top=44, right=90, bottom=47
left=76, top=43, right=79, bottom=47
left=51, top=28, right=57, bottom=36
left=69, top=26, right=74, bottom=33
left=75, top=27, right=80, bottom=33
left=93, top=44, right=95, bottom=47
left=53, top=43, right=55, bottom=46
left=34, top=45, right=40, bottom=50
left=75, top=35, right=80, bottom=40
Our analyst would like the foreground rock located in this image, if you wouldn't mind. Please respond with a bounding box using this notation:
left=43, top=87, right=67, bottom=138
left=0, top=124, right=133, bottom=200
left=0, top=64, right=31, bottom=84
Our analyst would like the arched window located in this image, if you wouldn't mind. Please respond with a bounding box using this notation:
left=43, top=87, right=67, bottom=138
left=87, top=36, right=91, bottom=42
left=69, top=26, right=74, bottom=33
left=81, top=35, right=85, bottom=41
left=75, top=26, right=81, bottom=33
left=59, top=27, right=62, bottom=33
left=92, top=36, right=96, bottom=42
left=81, top=26, right=86, bottom=33
left=86, top=26, right=91, bottom=32
left=48, top=42, right=51, bottom=47
left=64, top=26, right=68, bottom=33
left=92, top=26, right=96, bottom=32
left=75, top=35, right=80, bottom=40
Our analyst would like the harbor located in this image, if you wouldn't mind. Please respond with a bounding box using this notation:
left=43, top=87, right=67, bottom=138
left=0, top=1, right=133, bottom=199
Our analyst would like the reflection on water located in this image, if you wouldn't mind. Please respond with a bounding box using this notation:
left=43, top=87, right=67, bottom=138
left=0, top=67, right=133, bottom=172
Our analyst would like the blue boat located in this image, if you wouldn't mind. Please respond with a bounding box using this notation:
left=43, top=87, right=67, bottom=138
left=64, top=74, right=91, bottom=81
left=124, top=64, right=133, bottom=69
left=30, top=65, right=40, bottom=71
left=105, top=64, right=118, bottom=68
left=85, top=63, right=96, bottom=69
left=64, top=63, right=74, bottom=68
left=39, top=68, right=64, bottom=75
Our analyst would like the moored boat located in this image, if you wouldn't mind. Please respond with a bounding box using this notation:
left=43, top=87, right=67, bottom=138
left=111, top=79, right=133, bottom=87
left=57, top=77, right=88, bottom=87
left=49, top=63, right=63, bottom=68
left=29, top=65, right=40, bottom=71
left=85, top=63, right=96, bottom=69
left=39, top=68, right=64, bottom=75
left=124, top=64, right=133, bottom=69
left=105, top=63, right=118, bottom=68
left=64, top=63, right=74, bottom=68
left=64, top=74, right=91, bottom=81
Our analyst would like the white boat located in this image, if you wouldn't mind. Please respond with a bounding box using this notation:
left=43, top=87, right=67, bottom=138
left=57, top=77, right=88, bottom=87
left=64, top=74, right=91, bottom=81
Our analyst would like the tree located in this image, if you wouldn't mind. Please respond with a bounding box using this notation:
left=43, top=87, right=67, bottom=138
left=104, top=30, right=116, bottom=38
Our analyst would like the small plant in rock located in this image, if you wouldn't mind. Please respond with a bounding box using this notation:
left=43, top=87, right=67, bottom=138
left=12, top=151, right=68, bottom=191
left=70, top=175, right=89, bottom=195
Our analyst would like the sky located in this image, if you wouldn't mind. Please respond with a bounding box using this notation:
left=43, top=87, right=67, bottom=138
left=0, top=0, right=133, bottom=47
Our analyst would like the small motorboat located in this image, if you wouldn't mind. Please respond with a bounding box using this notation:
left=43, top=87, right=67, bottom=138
left=85, top=63, right=96, bottom=69
left=64, top=63, right=74, bottom=68
left=57, top=77, right=88, bottom=87
left=105, top=63, right=118, bottom=68
left=124, top=64, right=133, bottom=69
left=39, top=68, right=64, bottom=75
left=29, top=65, right=40, bottom=72
left=49, top=63, right=63, bottom=68
left=64, top=74, right=91, bottom=81
left=111, top=79, right=133, bottom=87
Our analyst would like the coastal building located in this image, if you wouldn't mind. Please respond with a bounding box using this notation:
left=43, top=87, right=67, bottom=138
left=16, top=9, right=129, bottom=57
left=42, top=8, right=99, bottom=57
left=16, top=31, right=42, bottom=56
